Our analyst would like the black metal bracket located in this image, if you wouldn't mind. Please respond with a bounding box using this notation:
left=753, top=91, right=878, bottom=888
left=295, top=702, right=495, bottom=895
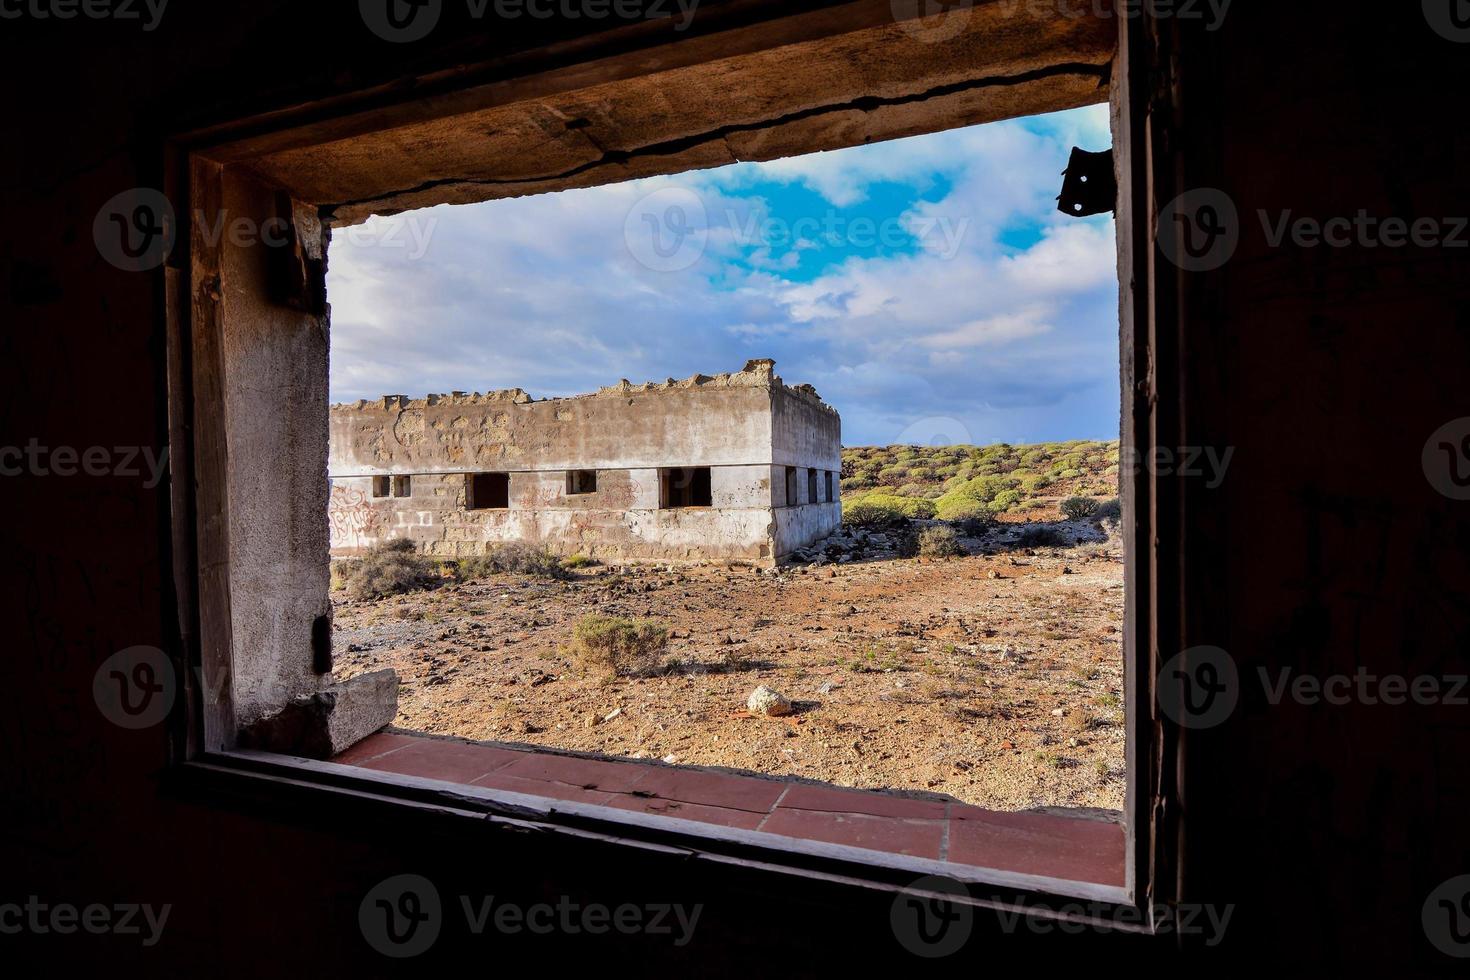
left=1057, top=146, right=1116, bottom=218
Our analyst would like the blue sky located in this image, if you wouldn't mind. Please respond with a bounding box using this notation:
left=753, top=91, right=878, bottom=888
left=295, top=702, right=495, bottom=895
left=327, top=104, right=1118, bottom=448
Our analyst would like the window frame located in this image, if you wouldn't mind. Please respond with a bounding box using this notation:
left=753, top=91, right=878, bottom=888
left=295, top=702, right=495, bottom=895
left=566, top=469, right=599, bottom=496
left=160, top=2, right=1171, bottom=933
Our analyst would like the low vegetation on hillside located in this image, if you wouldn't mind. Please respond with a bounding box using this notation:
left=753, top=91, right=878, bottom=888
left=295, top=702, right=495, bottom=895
left=841, top=440, right=1119, bottom=526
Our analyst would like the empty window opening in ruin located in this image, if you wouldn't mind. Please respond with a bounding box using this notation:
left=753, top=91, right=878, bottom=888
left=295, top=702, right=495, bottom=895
left=371, top=476, right=391, bottom=498
left=824, top=471, right=834, bottom=504
left=784, top=466, right=799, bottom=507
left=807, top=469, right=818, bottom=505
left=467, top=473, right=509, bottom=510
left=392, top=476, right=412, bottom=498
left=660, top=467, right=712, bottom=509
left=567, top=470, right=598, bottom=495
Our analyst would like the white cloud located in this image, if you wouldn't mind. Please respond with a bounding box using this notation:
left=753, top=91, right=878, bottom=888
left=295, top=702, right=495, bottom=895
left=918, top=307, right=1056, bottom=349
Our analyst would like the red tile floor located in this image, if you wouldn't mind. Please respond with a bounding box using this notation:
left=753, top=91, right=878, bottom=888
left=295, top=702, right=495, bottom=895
left=333, top=731, right=1124, bottom=887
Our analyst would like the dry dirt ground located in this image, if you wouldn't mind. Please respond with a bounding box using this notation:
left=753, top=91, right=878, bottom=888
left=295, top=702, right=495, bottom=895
left=332, top=520, right=1126, bottom=813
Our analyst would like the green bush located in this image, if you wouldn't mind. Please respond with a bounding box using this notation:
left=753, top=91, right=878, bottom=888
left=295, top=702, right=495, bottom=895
left=842, top=498, right=909, bottom=529
left=343, top=539, right=440, bottom=601
left=935, top=474, right=1022, bottom=519
left=918, top=526, right=965, bottom=558
left=854, top=493, right=936, bottom=520
left=1020, top=474, right=1053, bottom=493
left=1060, top=496, right=1100, bottom=520
left=991, top=489, right=1023, bottom=511
left=567, top=615, right=669, bottom=680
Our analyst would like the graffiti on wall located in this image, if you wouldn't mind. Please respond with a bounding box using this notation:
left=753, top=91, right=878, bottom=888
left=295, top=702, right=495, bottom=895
left=328, top=484, right=383, bottom=551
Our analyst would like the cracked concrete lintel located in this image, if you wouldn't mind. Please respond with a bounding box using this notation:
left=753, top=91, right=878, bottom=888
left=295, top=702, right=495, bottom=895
left=329, top=60, right=1108, bottom=218
left=238, top=669, right=400, bottom=760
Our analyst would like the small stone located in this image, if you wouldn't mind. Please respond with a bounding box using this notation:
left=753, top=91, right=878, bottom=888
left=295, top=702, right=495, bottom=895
left=747, top=686, right=794, bottom=717
left=1051, top=708, right=1066, bottom=717
left=1001, top=740, right=1016, bottom=750
left=603, top=707, right=623, bottom=722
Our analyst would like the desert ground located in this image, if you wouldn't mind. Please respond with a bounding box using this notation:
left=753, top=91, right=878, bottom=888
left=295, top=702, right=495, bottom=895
left=331, top=514, right=1126, bottom=813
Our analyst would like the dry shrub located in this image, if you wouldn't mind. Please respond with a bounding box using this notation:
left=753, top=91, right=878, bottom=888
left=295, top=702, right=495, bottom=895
left=1015, top=524, right=1069, bottom=548
left=343, top=539, right=440, bottom=601
left=458, top=542, right=568, bottom=580
left=1060, top=496, right=1099, bottom=521
left=918, top=525, right=965, bottom=558
left=567, top=615, right=669, bottom=680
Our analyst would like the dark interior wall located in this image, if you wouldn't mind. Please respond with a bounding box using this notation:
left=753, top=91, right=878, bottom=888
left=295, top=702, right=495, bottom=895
left=1170, top=4, right=1470, bottom=973
left=3, top=0, right=1468, bottom=972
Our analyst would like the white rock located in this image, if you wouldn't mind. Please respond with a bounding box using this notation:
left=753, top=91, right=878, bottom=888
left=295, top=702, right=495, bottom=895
left=747, top=686, right=794, bottom=717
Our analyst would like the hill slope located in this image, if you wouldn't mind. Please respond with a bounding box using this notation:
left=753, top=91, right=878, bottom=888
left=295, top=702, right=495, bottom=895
left=841, top=440, right=1120, bottom=522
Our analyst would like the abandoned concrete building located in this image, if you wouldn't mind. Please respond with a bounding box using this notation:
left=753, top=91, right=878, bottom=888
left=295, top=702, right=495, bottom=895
left=328, top=359, right=841, bottom=562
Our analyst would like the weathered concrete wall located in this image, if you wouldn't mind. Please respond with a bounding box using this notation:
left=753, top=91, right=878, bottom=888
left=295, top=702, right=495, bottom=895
left=330, top=369, right=777, bottom=476
left=330, top=464, right=778, bottom=561
left=768, top=379, right=843, bottom=552
left=773, top=503, right=843, bottom=559
left=771, top=380, right=842, bottom=471
left=219, top=171, right=332, bottom=726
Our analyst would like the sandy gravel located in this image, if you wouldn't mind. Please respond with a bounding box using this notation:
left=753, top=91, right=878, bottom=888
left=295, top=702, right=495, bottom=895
left=332, top=524, right=1126, bottom=813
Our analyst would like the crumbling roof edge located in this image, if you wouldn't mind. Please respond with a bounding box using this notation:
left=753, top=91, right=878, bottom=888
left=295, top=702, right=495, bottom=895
left=330, top=359, right=838, bottom=416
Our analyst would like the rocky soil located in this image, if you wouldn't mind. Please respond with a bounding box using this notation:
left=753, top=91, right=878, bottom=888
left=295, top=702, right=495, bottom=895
left=331, top=519, right=1126, bottom=813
